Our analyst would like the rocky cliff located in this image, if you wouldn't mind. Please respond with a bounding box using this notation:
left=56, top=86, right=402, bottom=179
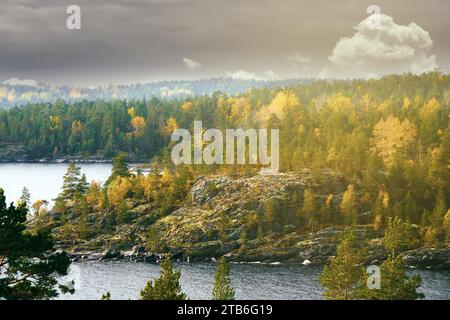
left=65, top=173, right=449, bottom=269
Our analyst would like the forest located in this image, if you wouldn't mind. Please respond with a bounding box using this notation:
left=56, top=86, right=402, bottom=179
left=1, top=72, right=449, bottom=300
left=3, top=71, right=445, bottom=247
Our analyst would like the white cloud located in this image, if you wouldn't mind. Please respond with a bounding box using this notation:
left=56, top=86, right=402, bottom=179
left=182, top=58, right=202, bottom=70
left=262, top=70, right=280, bottom=81
left=320, top=14, right=437, bottom=79
left=225, top=70, right=260, bottom=80
left=225, top=70, right=279, bottom=81
left=3, top=78, right=39, bottom=87
left=288, top=53, right=311, bottom=64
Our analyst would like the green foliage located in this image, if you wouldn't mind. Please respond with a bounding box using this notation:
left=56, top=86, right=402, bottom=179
left=383, top=217, right=412, bottom=257
left=106, top=153, right=130, bottom=186
left=0, top=188, right=72, bottom=300
left=298, top=188, right=318, bottom=230
left=59, top=163, right=86, bottom=201
left=320, top=232, right=367, bottom=300
left=140, top=257, right=187, bottom=300
left=212, top=257, right=235, bottom=300
left=359, top=256, right=424, bottom=300
left=3, top=72, right=447, bottom=273
left=322, top=223, right=425, bottom=300
left=263, top=197, right=282, bottom=232
left=19, top=187, right=31, bottom=208
left=101, top=292, right=111, bottom=300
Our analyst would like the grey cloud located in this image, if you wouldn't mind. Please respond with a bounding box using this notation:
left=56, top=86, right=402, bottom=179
left=0, top=0, right=448, bottom=85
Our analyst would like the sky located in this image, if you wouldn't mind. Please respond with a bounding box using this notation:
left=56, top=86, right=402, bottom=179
left=0, top=0, right=449, bottom=86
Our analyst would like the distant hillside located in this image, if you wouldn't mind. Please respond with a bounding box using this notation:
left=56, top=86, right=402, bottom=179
left=0, top=77, right=311, bottom=108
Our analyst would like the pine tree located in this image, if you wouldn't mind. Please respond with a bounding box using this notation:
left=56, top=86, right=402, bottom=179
left=263, top=197, right=281, bottom=232
left=78, top=212, right=90, bottom=239
left=383, top=217, right=412, bottom=258
left=18, top=187, right=31, bottom=208
left=105, top=153, right=130, bottom=186
left=320, top=232, right=367, bottom=300
left=340, top=185, right=358, bottom=225
left=140, top=257, right=187, bottom=300
left=0, top=188, right=72, bottom=300
left=359, top=256, right=424, bottom=300
left=299, top=188, right=318, bottom=231
left=431, top=190, right=447, bottom=238
left=60, top=163, right=82, bottom=201
left=402, top=192, right=419, bottom=223
left=359, top=221, right=424, bottom=300
left=212, top=257, right=235, bottom=300
left=76, top=173, right=89, bottom=195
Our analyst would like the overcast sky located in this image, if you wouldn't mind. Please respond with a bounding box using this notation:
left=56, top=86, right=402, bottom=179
left=0, top=0, right=449, bottom=86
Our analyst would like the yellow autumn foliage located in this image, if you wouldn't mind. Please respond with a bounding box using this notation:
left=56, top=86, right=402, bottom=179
left=370, top=116, right=417, bottom=167
left=107, top=177, right=132, bottom=207
left=131, top=116, right=145, bottom=137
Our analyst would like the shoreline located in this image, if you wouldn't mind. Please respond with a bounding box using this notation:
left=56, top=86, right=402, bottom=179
left=0, top=159, right=152, bottom=164
left=66, top=245, right=450, bottom=270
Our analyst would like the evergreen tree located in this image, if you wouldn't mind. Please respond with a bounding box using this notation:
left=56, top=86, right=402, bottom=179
left=19, top=187, right=31, bottom=208
left=60, top=163, right=82, bottom=201
left=299, top=188, right=318, bottom=231
left=340, top=185, right=358, bottom=225
left=140, top=257, right=187, bottom=300
left=383, top=217, right=411, bottom=258
left=359, top=256, right=424, bottom=300
left=263, top=197, right=281, bottom=232
left=360, top=221, right=424, bottom=300
left=77, top=173, right=89, bottom=195
left=106, top=153, right=130, bottom=186
left=78, top=212, right=90, bottom=239
left=402, top=192, right=419, bottom=223
left=431, top=190, right=447, bottom=239
left=212, top=257, right=235, bottom=300
left=320, top=232, right=367, bottom=300
left=0, top=188, right=72, bottom=300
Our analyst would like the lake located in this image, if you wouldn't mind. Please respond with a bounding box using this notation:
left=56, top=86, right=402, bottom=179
left=0, top=163, right=112, bottom=206
left=59, top=261, right=450, bottom=300
left=0, top=163, right=449, bottom=300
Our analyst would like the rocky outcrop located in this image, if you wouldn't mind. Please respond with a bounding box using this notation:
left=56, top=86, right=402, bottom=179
left=61, top=173, right=449, bottom=269
left=142, top=174, right=449, bottom=269
left=0, top=142, right=28, bottom=162
left=402, top=247, right=450, bottom=270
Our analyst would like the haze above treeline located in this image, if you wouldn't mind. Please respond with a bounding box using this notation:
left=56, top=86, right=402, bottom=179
left=0, top=77, right=313, bottom=109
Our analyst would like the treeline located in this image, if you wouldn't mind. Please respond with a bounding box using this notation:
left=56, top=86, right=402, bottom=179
left=11, top=72, right=449, bottom=245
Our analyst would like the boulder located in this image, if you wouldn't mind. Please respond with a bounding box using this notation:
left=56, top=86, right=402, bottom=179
left=187, top=241, right=222, bottom=259
left=100, top=249, right=122, bottom=261
left=402, top=247, right=450, bottom=270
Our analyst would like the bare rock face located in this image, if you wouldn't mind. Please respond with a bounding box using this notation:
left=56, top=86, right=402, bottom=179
left=0, top=142, right=28, bottom=161
left=146, top=172, right=350, bottom=262
left=143, top=173, right=449, bottom=269
left=62, top=172, right=448, bottom=269
left=402, top=247, right=450, bottom=270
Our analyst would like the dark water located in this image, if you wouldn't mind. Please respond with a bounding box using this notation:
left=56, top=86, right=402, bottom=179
left=58, top=261, right=450, bottom=300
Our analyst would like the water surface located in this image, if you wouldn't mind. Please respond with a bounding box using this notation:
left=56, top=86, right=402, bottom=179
left=0, top=163, right=112, bottom=205
left=59, top=261, right=450, bottom=300
left=1, top=164, right=448, bottom=300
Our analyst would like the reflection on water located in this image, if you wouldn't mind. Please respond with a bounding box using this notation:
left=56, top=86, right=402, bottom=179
left=59, top=261, right=450, bottom=300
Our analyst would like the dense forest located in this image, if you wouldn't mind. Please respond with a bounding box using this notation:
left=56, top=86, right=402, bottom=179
left=5, top=72, right=446, bottom=249
left=2, top=72, right=449, bottom=300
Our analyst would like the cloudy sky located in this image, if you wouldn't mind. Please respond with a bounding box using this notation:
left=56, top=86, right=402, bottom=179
left=0, top=0, right=449, bottom=86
